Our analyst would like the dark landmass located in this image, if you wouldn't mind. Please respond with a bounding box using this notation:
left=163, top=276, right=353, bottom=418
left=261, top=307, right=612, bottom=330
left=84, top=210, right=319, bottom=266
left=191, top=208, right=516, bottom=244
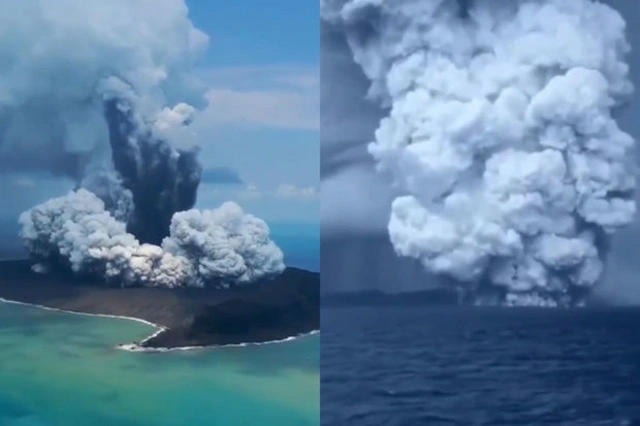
left=0, top=259, right=319, bottom=348
left=322, top=289, right=460, bottom=307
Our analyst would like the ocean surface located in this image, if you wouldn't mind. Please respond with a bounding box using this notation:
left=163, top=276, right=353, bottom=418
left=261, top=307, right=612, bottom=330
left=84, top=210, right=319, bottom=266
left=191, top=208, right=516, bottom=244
left=0, top=231, right=320, bottom=426
left=322, top=306, right=640, bottom=425
left=270, top=222, right=319, bottom=272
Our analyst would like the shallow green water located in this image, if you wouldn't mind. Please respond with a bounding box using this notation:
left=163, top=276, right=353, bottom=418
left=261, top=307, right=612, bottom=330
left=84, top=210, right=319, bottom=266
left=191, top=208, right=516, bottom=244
left=0, top=302, right=319, bottom=425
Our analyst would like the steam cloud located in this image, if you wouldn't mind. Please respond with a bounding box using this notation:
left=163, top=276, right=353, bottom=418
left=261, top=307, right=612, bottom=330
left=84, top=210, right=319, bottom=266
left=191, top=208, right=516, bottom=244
left=322, top=0, right=637, bottom=306
left=19, top=190, right=285, bottom=288
left=5, top=0, right=285, bottom=287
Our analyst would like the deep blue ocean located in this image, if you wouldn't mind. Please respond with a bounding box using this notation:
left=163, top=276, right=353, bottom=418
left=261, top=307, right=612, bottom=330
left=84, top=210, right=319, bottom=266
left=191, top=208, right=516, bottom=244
left=270, top=222, right=319, bottom=272
left=321, top=306, right=640, bottom=425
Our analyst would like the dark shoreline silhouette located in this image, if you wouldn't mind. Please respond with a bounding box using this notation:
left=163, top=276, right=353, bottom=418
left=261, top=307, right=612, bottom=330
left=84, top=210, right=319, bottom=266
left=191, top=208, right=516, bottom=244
left=0, top=259, right=319, bottom=348
left=322, top=289, right=460, bottom=307
left=322, top=289, right=608, bottom=308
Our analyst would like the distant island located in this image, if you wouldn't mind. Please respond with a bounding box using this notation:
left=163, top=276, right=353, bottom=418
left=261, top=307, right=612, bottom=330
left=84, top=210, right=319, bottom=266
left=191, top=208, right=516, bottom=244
left=322, top=289, right=460, bottom=307
left=0, top=259, right=319, bottom=349
left=322, top=288, right=607, bottom=308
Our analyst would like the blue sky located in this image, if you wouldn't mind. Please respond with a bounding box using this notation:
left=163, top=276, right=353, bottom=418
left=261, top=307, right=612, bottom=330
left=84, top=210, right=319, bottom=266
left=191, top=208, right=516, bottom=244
left=186, top=1, right=319, bottom=224
left=186, top=1, right=319, bottom=67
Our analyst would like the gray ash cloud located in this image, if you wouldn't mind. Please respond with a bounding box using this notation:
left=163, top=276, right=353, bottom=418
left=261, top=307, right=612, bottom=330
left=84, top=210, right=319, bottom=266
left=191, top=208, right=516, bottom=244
left=322, top=0, right=637, bottom=306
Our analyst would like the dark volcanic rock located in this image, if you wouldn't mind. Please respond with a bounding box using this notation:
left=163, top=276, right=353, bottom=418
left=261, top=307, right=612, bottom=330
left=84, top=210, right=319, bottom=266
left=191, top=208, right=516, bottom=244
left=0, top=260, right=319, bottom=348
left=142, top=268, right=320, bottom=348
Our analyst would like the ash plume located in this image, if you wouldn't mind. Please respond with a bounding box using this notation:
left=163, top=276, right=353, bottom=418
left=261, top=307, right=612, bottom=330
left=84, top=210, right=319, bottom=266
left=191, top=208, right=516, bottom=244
left=4, top=0, right=286, bottom=287
left=322, top=0, right=637, bottom=306
left=104, top=98, right=201, bottom=244
left=0, top=0, right=206, bottom=227
left=19, top=190, right=285, bottom=288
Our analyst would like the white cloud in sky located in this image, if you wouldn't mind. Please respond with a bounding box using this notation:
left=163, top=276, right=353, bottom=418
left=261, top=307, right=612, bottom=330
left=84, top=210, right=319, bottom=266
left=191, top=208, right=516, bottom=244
left=204, top=89, right=317, bottom=130
left=276, top=183, right=317, bottom=199
left=196, top=65, right=318, bottom=131
left=238, top=183, right=263, bottom=200
left=232, top=182, right=319, bottom=201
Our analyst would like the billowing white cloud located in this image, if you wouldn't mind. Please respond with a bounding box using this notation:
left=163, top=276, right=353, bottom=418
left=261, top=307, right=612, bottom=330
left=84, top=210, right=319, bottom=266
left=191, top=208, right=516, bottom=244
left=0, top=0, right=208, bottom=177
left=19, top=189, right=285, bottom=288
left=324, top=0, right=636, bottom=306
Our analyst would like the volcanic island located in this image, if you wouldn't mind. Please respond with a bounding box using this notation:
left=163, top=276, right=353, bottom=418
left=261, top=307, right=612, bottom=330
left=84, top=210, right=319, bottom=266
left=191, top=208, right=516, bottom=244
left=0, top=96, right=319, bottom=350
left=0, top=258, right=319, bottom=349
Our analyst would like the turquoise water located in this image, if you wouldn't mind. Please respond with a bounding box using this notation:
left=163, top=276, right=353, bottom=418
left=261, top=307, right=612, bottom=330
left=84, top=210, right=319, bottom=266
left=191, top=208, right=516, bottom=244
left=0, top=302, right=319, bottom=425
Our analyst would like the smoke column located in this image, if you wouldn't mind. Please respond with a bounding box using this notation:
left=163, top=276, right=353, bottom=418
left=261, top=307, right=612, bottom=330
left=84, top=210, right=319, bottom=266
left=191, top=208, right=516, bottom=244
left=322, top=0, right=637, bottom=306
left=104, top=98, right=202, bottom=245
left=5, top=0, right=285, bottom=287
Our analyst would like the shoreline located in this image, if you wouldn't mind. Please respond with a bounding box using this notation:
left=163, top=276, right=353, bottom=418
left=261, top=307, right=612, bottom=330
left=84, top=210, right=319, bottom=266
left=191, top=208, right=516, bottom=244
left=0, top=259, right=320, bottom=349
left=118, top=330, right=321, bottom=353
left=0, top=260, right=319, bottom=348
left=0, top=297, right=320, bottom=352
